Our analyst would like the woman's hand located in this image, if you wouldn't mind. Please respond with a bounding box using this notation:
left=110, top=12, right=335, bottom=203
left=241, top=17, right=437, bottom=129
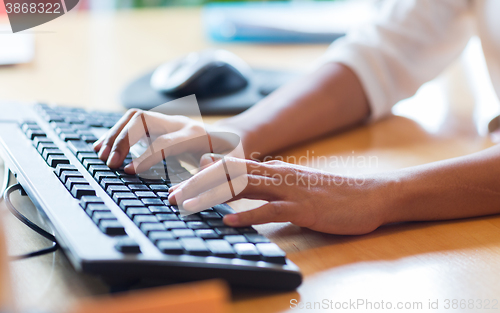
left=93, top=109, right=241, bottom=174
left=168, top=158, right=394, bottom=235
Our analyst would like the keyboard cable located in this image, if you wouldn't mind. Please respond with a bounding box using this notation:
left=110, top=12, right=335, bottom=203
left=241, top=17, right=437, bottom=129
left=0, top=168, right=59, bottom=260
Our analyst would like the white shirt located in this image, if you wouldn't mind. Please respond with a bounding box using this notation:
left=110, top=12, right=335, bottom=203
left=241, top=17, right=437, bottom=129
left=322, top=0, right=500, bottom=121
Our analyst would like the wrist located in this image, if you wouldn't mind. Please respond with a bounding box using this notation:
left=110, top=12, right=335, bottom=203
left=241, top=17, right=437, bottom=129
left=374, top=172, right=408, bottom=226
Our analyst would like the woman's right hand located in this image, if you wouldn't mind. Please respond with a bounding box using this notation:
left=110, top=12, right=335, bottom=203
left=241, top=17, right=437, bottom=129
left=93, top=109, right=235, bottom=174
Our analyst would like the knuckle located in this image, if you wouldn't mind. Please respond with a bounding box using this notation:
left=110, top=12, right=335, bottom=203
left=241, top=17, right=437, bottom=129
left=268, top=204, right=284, bottom=217
left=189, top=123, right=205, bottom=134
left=265, top=160, right=283, bottom=166
left=127, top=108, right=141, bottom=116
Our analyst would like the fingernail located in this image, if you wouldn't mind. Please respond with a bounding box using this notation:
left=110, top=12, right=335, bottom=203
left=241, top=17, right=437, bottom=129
left=169, top=189, right=182, bottom=203
left=124, top=163, right=135, bottom=174
left=107, top=151, right=121, bottom=168
left=98, top=145, right=109, bottom=160
left=223, top=214, right=239, bottom=226
left=182, top=198, right=198, bottom=212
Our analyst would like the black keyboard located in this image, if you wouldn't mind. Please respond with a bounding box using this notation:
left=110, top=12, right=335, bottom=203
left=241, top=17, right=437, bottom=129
left=0, top=102, right=302, bottom=289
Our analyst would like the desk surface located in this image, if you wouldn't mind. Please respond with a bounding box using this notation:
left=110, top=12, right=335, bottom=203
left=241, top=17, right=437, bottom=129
left=1, top=8, right=500, bottom=313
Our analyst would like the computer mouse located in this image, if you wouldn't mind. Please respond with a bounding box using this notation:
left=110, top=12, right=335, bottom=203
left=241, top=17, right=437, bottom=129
left=150, top=49, right=251, bottom=98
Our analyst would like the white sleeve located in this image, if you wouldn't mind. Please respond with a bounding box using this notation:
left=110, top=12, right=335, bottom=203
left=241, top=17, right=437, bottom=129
left=320, top=0, right=473, bottom=121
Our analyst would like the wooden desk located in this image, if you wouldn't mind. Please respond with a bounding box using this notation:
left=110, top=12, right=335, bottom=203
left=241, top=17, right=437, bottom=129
left=1, top=8, right=500, bottom=313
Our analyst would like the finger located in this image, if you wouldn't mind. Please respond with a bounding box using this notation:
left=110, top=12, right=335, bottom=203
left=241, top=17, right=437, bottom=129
left=168, top=158, right=275, bottom=205
left=107, top=111, right=157, bottom=168
left=167, top=153, right=228, bottom=194
left=223, top=202, right=292, bottom=226
left=176, top=174, right=281, bottom=212
left=124, top=131, right=198, bottom=174
left=181, top=175, right=246, bottom=213
left=93, top=109, right=140, bottom=160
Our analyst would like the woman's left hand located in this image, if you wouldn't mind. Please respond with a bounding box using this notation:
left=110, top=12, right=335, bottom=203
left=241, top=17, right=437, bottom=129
left=168, top=158, right=395, bottom=235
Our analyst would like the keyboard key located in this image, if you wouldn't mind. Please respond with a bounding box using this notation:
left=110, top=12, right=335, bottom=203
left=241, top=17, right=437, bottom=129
left=100, top=178, right=124, bottom=190
left=213, top=204, right=234, bottom=216
left=21, top=122, right=39, bottom=133
left=149, top=184, right=169, bottom=191
left=106, top=185, right=130, bottom=195
left=82, top=134, right=98, bottom=143
left=79, top=196, right=104, bottom=209
left=126, top=208, right=151, bottom=218
left=133, top=215, right=159, bottom=225
left=156, top=192, right=169, bottom=199
left=71, top=184, right=96, bottom=198
left=135, top=191, right=157, bottom=199
left=244, top=234, right=270, bottom=243
left=179, top=214, right=202, bottom=222
left=42, top=149, right=64, bottom=161
left=148, top=231, right=174, bottom=242
left=148, top=206, right=173, bottom=214
left=214, top=228, right=239, bottom=236
left=77, top=152, right=99, bottom=162
left=66, top=177, right=89, bottom=190
left=199, top=211, right=221, bottom=219
left=155, top=213, right=179, bottom=222
left=140, top=223, right=166, bottom=234
left=55, top=164, right=77, bottom=177
left=92, top=212, right=117, bottom=224
left=88, top=164, right=111, bottom=176
left=43, top=113, right=64, bottom=122
left=121, top=177, right=142, bottom=184
left=37, top=142, right=57, bottom=154
left=195, top=229, right=219, bottom=239
left=119, top=199, right=145, bottom=211
left=206, top=240, right=235, bottom=258
left=33, top=137, right=53, bottom=148
left=207, top=220, right=225, bottom=227
left=85, top=204, right=111, bottom=217
left=224, top=235, right=248, bottom=244
left=163, top=221, right=187, bottom=229
left=60, top=171, right=84, bottom=183
left=233, top=243, right=261, bottom=261
left=256, top=243, right=286, bottom=264
left=61, top=133, right=81, bottom=141
left=128, top=184, right=149, bottom=191
left=114, top=237, right=140, bottom=253
left=237, top=227, right=259, bottom=234
left=172, top=229, right=196, bottom=238
left=67, top=140, right=93, bottom=154
left=47, top=155, right=70, bottom=167
left=83, top=158, right=105, bottom=169
left=94, top=171, right=118, bottom=182
left=141, top=198, right=164, bottom=206
left=112, top=192, right=137, bottom=203
left=179, top=238, right=209, bottom=256
left=156, top=240, right=184, bottom=254
left=99, top=220, right=126, bottom=235
left=186, top=222, right=209, bottom=230
left=26, top=129, right=47, bottom=140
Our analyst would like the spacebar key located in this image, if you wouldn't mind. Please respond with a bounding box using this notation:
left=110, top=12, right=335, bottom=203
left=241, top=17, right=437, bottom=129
left=67, top=140, right=94, bottom=155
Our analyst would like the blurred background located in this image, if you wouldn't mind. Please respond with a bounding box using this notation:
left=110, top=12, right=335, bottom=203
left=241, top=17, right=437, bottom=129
left=80, top=0, right=348, bottom=10
left=80, top=0, right=349, bottom=10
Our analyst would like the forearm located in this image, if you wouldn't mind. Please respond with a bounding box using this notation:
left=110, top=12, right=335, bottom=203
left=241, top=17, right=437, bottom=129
left=216, top=62, right=370, bottom=159
left=383, top=145, right=500, bottom=224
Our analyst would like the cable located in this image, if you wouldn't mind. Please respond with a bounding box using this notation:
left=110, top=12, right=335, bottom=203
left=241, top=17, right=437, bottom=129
left=3, top=183, right=59, bottom=260
left=0, top=167, right=10, bottom=202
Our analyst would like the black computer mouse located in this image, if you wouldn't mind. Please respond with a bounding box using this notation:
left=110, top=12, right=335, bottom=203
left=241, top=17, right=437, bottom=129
left=150, top=49, right=251, bottom=98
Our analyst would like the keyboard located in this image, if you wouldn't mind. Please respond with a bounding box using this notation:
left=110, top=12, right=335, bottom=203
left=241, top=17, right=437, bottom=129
left=0, top=102, right=302, bottom=289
